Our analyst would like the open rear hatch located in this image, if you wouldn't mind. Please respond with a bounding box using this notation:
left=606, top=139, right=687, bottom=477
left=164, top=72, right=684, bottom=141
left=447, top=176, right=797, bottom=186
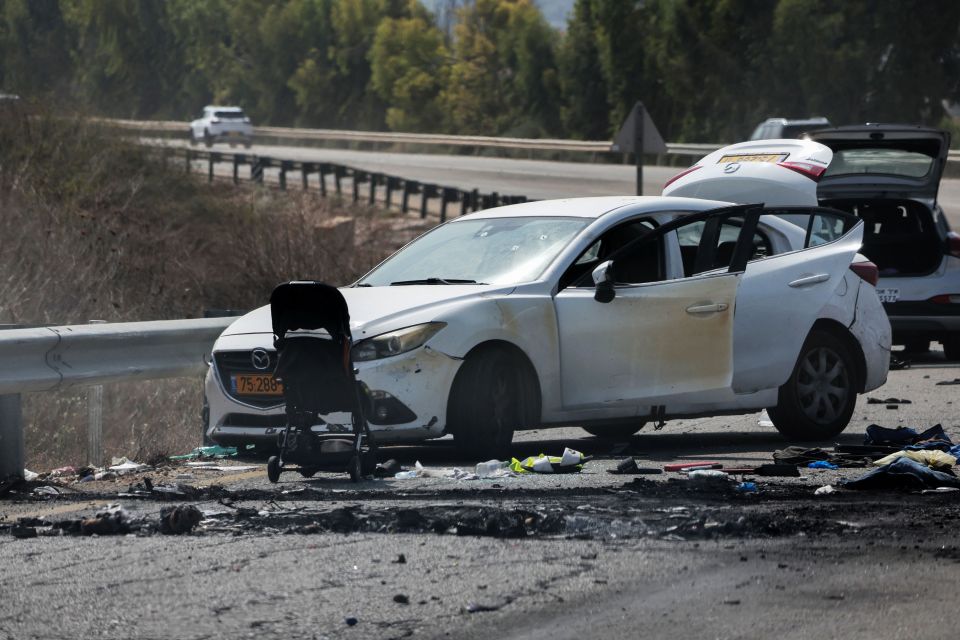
left=662, top=139, right=832, bottom=206
left=808, top=125, right=950, bottom=202
left=808, top=125, right=951, bottom=277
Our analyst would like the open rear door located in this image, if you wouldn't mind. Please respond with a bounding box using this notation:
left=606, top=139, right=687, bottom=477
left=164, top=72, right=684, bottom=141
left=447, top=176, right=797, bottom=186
left=663, top=139, right=832, bottom=206
left=731, top=209, right=864, bottom=393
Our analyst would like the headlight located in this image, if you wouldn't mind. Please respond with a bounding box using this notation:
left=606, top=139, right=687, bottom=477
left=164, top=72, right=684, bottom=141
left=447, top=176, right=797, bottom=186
left=352, top=322, right=446, bottom=362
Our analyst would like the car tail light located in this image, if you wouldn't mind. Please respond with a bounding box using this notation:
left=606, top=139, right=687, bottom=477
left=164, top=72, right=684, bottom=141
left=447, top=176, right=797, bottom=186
left=929, top=294, right=960, bottom=304
left=947, top=231, right=960, bottom=258
left=779, top=161, right=827, bottom=181
left=849, top=261, right=879, bottom=286
left=663, top=165, right=701, bottom=189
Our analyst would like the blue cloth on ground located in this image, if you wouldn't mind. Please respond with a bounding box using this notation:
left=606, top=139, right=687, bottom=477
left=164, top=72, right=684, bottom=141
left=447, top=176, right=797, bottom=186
left=845, top=457, right=960, bottom=491
left=865, top=424, right=951, bottom=448
left=808, top=460, right=839, bottom=470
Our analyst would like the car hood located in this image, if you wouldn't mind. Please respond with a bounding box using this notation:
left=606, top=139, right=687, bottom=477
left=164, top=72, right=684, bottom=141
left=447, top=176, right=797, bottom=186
left=220, top=284, right=514, bottom=340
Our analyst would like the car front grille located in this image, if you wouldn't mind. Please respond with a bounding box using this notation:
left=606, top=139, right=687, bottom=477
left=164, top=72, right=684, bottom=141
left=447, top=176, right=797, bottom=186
left=214, top=350, right=284, bottom=408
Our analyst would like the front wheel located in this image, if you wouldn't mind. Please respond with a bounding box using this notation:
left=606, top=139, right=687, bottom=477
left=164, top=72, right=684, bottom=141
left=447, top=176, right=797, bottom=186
left=449, top=348, right=521, bottom=460
left=768, top=330, right=858, bottom=441
left=266, top=455, right=281, bottom=483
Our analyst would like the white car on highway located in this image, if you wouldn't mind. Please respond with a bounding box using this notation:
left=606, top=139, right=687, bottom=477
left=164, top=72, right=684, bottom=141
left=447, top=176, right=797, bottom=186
left=204, top=139, right=890, bottom=457
left=189, top=106, right=253, bottom=148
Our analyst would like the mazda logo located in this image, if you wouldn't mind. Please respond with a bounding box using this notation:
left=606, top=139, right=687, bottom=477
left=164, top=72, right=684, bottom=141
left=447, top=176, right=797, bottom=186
left=251, top=348, right=271, bottom=370
left=723, top=162, right=740, bottom=174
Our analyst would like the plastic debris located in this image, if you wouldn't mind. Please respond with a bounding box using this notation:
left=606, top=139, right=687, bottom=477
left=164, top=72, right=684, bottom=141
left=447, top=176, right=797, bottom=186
left=808, top=460, right=839, bottom=470
left=510, top=448, right=589, bottom=474
left=32, top=485, right=59, bottom=497
left=757, top=409, right=774, bottom=427
left=22, top=469, right=38, bottom=481
left=169, top=445, right=238, bottom=460
left=109, top=457, right=147, bottom=474
left=475, top=459, right=512, bottom=478
left=736, top=482, right=758, bottom=493
left=814, top=485, right=836, bottom=496
left=687, top=469, right=733, bottom=486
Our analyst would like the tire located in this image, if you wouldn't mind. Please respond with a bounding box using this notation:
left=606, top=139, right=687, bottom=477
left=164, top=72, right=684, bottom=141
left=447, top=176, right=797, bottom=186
left=943, top=336, right=960, bottom=362
left=583, top=423, right=646, bottom=439
left=203, top=129, right=213, bottom=147
left=449, top=347, right=522, bottom=460
left=348, top=455, right=362, bottom=483
left=266, top=455, right=281, bottom=483
left=768, top=330, right=858, bottom=441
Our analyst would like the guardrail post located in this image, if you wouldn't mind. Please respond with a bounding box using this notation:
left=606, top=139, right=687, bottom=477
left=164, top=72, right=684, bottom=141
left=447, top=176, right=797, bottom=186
left=440, top=187, right=458, bottom=222
left=369, top=173, right=381, bottom=205
left=185, top=149, right=193, bottom=173
left=386, top=177, right=401, bottom=209
left=302, top=162, right=313, bottom=190
left=208, top=152, right=221, bottom=183
left=402, top=180, right=419, bottom=214
left=421, top=183, right=437, bottom=218
left=279, top=160, right=292, bottom=190
left=252, top=157, right=267, bottom=184
left=232, top=154, right=244, bottom=184
left=0, top=393, right=23, bottom=481
left=352, top=170, right=366, bottom=202
left=470, top=188, right=480, bottom=212
left=318, top=164, right=329, bottom=196
left=334, top=165, right=344, bottom=195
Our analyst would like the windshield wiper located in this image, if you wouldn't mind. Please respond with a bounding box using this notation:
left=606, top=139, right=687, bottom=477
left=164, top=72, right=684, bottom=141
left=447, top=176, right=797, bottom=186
left=390, top=277, right=483, bottom=286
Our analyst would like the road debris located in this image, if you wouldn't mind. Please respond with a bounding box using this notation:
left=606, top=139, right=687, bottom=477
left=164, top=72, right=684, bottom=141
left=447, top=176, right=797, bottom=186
left=159, top=505, right=203, bottom=534
left=510, top=448, right=590, bottom=474
left=814, top=485, right=836, bottom=496
left=845, top=457, right=960, bottom=491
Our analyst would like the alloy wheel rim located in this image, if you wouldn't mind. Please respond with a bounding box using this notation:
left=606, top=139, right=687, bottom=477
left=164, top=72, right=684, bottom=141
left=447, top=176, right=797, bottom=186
left=796, top=346, right=850, bottom=424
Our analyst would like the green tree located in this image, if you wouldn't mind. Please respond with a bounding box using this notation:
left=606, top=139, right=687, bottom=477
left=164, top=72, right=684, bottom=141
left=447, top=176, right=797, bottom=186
left=557, top=0, right=609, bottom=139
left=442, top=0, right=559, bottom=136
left=0, top=0, right=74, bottom=98
left=369, top=15, right=448, bottom=131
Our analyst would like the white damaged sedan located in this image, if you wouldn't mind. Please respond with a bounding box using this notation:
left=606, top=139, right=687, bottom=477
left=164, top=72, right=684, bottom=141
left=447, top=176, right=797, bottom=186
left=205, top=141, right=891, bottom=457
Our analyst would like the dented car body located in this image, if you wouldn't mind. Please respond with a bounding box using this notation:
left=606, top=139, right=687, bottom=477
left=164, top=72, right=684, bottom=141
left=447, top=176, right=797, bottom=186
left=205, top=172, right=891, bottom=455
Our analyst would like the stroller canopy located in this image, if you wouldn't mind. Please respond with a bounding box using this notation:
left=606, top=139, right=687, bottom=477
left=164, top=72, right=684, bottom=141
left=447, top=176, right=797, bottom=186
left=270, top=281, right=351, bottom=342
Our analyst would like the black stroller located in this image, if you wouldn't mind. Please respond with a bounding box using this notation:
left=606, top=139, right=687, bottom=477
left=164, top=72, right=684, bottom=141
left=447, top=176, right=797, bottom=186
left=265, top=281, right=377, bottom=483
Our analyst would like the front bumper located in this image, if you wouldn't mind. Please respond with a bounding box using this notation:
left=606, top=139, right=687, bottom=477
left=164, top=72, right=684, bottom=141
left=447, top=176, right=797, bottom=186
left=205, top=345, right=462, bottom=447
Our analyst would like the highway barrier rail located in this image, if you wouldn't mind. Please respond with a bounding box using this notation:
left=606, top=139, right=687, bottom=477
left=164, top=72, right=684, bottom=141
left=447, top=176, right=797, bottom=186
left=163, top=146, right=529, bottom=220
left=0, top=318, right=235, bottom=479
left=97, top=117, right=960, bottom=163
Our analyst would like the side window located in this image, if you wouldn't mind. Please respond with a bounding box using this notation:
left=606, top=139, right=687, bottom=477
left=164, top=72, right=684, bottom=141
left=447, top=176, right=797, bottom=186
left=807, top=213, right=847, bottom=247
left=561, top=218, right=658, bottom=288
left=677, top=218, right=770, bottom=276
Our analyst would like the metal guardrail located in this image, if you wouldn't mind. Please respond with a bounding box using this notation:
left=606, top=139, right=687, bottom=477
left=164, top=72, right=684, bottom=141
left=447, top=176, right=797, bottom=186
left=0, top=317, right=235, bottom=479
left=164, top=146, right=528, bottom=220
left=97, top=117, right=719, bottom=158
left=97, top=117, right=960, bottom=162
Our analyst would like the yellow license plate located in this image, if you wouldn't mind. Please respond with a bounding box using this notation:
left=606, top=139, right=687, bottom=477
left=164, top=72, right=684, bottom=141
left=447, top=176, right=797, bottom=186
left=232, top=374, right=284, bottom=396
left=718, top=153, right=787, bottom=164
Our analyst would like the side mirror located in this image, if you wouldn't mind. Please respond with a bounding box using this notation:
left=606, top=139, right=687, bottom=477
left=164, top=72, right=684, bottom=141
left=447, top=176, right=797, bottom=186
left=592, top=260, right=615, bottom=303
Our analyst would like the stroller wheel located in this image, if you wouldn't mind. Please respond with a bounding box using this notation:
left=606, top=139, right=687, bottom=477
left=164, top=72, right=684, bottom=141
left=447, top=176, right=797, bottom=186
left=348, top=455, right=362, bottom=483
left=267, top=456, right=282, bottom=483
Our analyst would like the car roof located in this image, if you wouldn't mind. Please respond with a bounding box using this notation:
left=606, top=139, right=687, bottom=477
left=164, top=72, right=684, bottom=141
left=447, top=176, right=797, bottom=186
left=205, top=105, right=244, bottom=111
left=459, top=196, right=735, bottom=220
left=808, top=123, right=944, bottom=135
left=762, top=117, right=830, bottom=126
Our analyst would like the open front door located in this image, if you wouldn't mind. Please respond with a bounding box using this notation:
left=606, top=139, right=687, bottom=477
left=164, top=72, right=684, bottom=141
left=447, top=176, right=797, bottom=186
left=553, top=205, right=759, bottom=414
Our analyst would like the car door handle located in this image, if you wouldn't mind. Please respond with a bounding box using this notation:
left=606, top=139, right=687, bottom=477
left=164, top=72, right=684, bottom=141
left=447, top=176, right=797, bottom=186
left=685, top=302, right=729, bottom=315
left=788, top=273, right=830, bottom=288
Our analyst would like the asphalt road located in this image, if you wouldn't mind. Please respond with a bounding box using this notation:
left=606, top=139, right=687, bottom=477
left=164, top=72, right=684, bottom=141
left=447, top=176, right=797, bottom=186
left=165, top=139, right=960, bottom=227
left=3, top=352, right=959, bottom=639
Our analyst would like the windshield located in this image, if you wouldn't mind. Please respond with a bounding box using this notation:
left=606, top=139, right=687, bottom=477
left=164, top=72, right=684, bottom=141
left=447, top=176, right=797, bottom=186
left=825, top=148, right=934, bottom=178
left=358, top=217, right=591, bottom=286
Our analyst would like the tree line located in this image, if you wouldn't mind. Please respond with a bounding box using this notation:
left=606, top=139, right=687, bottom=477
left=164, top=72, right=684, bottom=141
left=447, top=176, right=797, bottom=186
left=1, top=0, right=958, bottom=142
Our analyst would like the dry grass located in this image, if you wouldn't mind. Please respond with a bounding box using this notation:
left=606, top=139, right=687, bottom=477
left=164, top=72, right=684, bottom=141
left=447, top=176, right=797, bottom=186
left=0, top=105, right=412, bottom=469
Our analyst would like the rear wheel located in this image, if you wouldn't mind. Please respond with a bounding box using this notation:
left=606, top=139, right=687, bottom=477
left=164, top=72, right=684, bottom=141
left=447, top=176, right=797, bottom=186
left=449, top=348, right=521, bottom=460
left=768, top=330, right=858, bottom=441
left=583, top=423, right=645, bottom=439
left=943, top=335, right=960, bottom=361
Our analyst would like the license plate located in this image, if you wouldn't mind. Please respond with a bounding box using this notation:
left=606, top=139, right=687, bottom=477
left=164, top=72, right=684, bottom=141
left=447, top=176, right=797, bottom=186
left=717, top=153, right=788, bottom=164
left=876, top=288, right=900, bottom=303
left=231, top=374, right=283, bottom=396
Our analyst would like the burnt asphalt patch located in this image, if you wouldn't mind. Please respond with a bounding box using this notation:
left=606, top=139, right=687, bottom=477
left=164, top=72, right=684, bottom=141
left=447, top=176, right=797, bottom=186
left=6, top=477, right=960, bottom=543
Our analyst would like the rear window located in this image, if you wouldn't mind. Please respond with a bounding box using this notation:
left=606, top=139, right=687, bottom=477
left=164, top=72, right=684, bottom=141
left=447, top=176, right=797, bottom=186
left=214, top=111, right=246, bottom=119
left=825, top=148, right=934, bottom=179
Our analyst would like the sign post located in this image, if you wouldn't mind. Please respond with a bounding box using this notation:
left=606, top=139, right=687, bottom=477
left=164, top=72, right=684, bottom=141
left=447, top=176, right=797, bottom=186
left=611, top=102, right=666, bottom=195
